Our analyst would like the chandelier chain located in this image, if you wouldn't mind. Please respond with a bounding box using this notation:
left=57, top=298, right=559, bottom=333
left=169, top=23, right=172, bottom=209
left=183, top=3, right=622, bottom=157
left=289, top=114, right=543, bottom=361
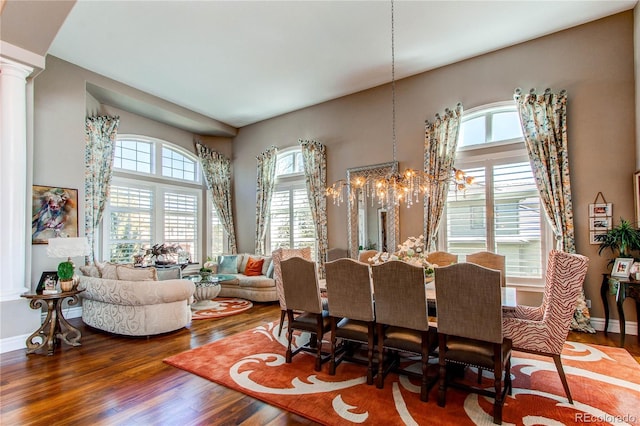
left=391, top=0, right=397, bottom=168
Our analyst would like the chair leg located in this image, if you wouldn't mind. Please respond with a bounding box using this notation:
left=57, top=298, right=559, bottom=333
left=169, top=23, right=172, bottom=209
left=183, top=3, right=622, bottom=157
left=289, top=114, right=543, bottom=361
left=314, top=316, right=323, bottom=372
left=285, top=310, right=294, bottom=363
left=278, top=309, right=286, bottom=337
left=478, top=368, right=483, bottom=384
left=437, top=334, right=447, bottom=407
left=329, top=318, right=337, bottom=375
left=552, top=354, right=573, bottom=404
left=493, top=344, right=503, bottom=425
left=420, top=330, right=429, bottom=402
left=366, top=322, right=374, bottom=385
left=376, top=323, right=385, bottom=389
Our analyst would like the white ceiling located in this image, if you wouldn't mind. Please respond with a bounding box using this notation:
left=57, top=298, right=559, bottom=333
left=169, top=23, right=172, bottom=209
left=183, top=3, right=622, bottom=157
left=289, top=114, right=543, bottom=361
left=48, top=0, right=637, bottom=130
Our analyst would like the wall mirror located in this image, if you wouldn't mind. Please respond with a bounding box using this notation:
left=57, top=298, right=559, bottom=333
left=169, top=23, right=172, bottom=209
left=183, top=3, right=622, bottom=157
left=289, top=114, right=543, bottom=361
left=347, top=162, right=399, bottom=258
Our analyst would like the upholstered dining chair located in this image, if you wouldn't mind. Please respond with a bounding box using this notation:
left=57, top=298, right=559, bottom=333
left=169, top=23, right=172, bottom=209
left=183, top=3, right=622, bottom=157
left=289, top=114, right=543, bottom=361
left=426, top=251, right=458, bottom=267
left=502, top=249, right=589, bottom=404
left=467, top=251, right=506, bottom=287
left=371, top=260, right=438, bottom=401
left=326, top=247, right=349, bottom=262
left=358, top=250, right=379, bottom=264
left=324, top=258, right=376, bottom=384
left=435, top=262, right=512, bottom=425
left=280, top=256, right=331, bottom=371
left=272, top=247, right=312, bottom=336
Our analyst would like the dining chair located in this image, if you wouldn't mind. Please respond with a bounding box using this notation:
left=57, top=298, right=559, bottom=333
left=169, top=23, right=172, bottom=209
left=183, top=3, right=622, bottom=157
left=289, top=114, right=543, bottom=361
left=426, top=251, right=458, bottom=267
left=467, top=251, right=506, bottom=287
left=271, top=247, right=312, bottom=336
left=326, top=248, right=349, bottom=262
left=371, top=260, right=438, bottom=401
left=435, top=262, right=512, bottom=425
left=324, top=258, right=376, bottom=384
left=358, top=250, right=379, bottom=264
left=280, top=256, right=331, bottom=371
left=502, top=249, right=589, bottom=404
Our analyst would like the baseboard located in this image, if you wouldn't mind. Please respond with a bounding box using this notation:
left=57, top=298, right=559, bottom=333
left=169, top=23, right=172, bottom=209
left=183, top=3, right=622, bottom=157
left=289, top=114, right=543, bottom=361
left=0, top=306, right=83, bottom=355
left=588, top=316, right=638, bottom=336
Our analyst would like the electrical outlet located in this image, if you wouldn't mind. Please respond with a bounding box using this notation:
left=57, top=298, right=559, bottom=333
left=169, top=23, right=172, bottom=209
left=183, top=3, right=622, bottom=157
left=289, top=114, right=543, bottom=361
left=586, top=299, right=591, bottom=308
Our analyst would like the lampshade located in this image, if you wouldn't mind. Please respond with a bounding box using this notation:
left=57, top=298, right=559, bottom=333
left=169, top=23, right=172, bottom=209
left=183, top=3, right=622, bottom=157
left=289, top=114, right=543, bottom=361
left=47, top=237, right=91, bottom=259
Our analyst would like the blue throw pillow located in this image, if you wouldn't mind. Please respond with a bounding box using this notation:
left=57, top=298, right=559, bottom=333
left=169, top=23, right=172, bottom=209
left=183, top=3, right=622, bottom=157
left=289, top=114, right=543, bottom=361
left=218, top=255, right=238, bottom=274
left=266, top=261, right=274, bottom=278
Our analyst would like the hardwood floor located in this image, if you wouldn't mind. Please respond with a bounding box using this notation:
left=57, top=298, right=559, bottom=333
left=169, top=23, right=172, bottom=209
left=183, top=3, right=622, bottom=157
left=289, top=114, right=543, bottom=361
left=1, top=302, right=638, bottom=425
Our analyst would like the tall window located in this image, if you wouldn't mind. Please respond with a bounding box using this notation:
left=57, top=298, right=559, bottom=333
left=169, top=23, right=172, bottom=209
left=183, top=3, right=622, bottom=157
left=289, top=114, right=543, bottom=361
left=442, top=102, right=551, bottom=286
left=267, top=148, right=316, bottom=259
left=104, top=135, right=204, bottom=263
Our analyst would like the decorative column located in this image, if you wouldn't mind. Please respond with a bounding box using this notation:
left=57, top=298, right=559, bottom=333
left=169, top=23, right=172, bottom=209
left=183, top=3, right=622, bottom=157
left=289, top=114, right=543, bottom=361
left=0, top=58, right=33, bottom=300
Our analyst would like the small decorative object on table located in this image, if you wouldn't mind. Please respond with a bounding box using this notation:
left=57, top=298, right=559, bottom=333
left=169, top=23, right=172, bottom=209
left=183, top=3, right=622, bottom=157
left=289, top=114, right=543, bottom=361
left=46, top=237, right=91, bottom=292
left=369, top=235, right=435, bottom=281
left=143, top=243, right=187, bottom=266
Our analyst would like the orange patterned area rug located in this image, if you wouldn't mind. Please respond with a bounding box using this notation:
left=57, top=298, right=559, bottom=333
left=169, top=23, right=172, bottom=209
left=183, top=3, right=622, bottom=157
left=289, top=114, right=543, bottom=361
left=191, top=298, right=253, bottom=320
left=164, top=323, right=640, bottom=425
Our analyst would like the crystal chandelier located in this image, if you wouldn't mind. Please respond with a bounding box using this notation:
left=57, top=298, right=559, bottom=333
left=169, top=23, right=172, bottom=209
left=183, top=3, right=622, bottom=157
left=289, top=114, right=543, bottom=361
left=325, top=0, right=473, bottom=208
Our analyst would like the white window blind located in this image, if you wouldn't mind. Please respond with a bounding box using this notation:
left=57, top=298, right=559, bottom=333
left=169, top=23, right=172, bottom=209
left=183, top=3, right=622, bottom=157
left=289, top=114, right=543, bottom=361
left=269, top=186, right=316, bottom=259
left=163, top=191, right=198, bottom=261
left=107, top=185, right=153, bottom=263
left=210, top=205, right=225, bottom=256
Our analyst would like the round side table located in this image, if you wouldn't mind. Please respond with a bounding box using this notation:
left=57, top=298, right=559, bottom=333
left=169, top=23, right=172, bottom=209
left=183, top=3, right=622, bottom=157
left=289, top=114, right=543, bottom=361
left=188, top=276, right=222, bottom=310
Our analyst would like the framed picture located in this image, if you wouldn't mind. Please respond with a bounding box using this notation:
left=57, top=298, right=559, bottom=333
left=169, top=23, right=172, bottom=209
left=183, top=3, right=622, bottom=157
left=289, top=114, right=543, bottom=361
left=589, top=217, right=611, bottom=231
left=31, top=185, right=78, bottom=244
left=589, top=231, right=607, bottom=245
left=634, top=171, right=640, bottom=225
left=589, top=203, right=612, bottom=217
left=36, top=271, right=58, bottom=294
left=611, top=258, right=634, bottom=278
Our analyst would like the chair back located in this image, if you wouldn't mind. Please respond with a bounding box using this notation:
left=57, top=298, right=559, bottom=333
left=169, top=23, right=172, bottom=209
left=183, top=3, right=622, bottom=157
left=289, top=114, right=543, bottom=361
left=281, top=257, right=323, bottom=314
left=372, top=260, right=428, bottom=331
left=540, top=250, right=589, bottom=352
left=327, top=248, right=349, bottom=262
left=358, top=250, right=378, bottom=264
left=466, top=251, right=506, bottom=287
left=325, top=258, right=374, bottom=321
left=272, top=247, right=312, bottom=310
left=426, top=251, right=458, bottom=267
left=435, top=263, right=502, bottom=343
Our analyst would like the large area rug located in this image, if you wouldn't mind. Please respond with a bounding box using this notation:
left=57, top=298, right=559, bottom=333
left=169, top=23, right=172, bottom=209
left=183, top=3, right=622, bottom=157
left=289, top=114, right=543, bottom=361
left=191, top=298, right=253, bottom=320
left=164, top=322, right=640, bottom=425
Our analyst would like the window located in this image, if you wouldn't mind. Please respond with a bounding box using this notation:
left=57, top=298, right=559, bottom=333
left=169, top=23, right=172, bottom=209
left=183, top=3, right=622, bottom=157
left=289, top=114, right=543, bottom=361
left=267, top=148, right=316, bottom=259
left=442, top=102, right=551, bottom=286
left=104, top=135, right=207, bottom=264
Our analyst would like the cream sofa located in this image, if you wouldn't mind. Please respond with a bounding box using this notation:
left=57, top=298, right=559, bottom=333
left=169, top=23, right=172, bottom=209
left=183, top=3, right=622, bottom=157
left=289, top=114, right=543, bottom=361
left=213, top=253, right=277, bottom=302
left=78, top=263, right=195, bottom=336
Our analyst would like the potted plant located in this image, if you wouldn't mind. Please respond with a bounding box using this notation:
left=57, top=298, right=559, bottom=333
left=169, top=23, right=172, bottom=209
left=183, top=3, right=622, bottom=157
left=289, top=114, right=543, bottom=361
left=57, top=260, right=75, bottom=292
left=199, top=267, right=213, bottom=282
left=596, top=218, right=640, bottom=267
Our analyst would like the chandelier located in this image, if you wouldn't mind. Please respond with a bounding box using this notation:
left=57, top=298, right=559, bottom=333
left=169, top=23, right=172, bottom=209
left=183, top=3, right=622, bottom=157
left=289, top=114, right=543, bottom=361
left=325, top=0, right=473, bottom=209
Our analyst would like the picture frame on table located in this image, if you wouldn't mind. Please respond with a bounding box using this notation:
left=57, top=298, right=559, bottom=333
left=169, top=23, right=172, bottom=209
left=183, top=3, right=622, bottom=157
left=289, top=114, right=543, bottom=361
left=31, top=185, right=79, bottom=244
left=589, top=202, right=612, bottom=217
left=36, top=271, right=59, bottom=294
left=611, top=258, right=634, bottom=278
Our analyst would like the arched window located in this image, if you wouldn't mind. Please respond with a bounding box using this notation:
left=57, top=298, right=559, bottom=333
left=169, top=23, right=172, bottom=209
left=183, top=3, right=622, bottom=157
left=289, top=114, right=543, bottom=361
left=104, top=135, right=212, bottom=263
left=442, top=102, right=552, bottom=287
left=267, top=147, right=316, bottom=259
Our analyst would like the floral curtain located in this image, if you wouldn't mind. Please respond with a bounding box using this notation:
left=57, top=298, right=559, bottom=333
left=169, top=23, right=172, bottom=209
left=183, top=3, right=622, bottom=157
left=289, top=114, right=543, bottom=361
left=84, top=115, right=119, bottom=264
left=423, top=103, right=463, bottom=251
left=514, top=87, right=594, bottom=333
left=300, top=139, right=329, bottom=278
left=255, top=146, right=278, bottom=255
left=196, top=142, right=237, bottom=254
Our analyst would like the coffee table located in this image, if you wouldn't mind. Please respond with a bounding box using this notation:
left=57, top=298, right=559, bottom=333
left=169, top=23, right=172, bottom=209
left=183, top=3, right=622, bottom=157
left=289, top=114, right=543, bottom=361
left=188, top=274, right=236, bottom=310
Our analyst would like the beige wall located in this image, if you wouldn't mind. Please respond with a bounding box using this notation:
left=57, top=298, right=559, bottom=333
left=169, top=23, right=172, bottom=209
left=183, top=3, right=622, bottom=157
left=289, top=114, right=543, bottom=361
left=232, top=12, right=636, bottom=320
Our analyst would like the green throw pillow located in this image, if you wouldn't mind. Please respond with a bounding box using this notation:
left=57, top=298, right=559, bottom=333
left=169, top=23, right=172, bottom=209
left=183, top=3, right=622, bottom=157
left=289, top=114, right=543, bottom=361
left=218, top=255, right=239, bottom=274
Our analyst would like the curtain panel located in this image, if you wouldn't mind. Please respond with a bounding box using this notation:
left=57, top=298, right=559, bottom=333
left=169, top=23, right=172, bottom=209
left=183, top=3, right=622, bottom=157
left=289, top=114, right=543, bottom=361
left=84, top=115, right=120, bottom=264
left=255, top=146, right=278, bottom=255
left=423, top=103, right=463, bottom=252
left=514, top=87, right=594, bottom=333
left=196, top=142, right=238, bottom=254
left=300, top=139, right=329, bottom=278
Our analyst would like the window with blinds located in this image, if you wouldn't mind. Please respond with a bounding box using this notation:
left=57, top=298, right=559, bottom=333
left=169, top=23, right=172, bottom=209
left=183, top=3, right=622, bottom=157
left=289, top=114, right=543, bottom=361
left=107, top=185, right=153, bottom=263
left=443, top=102, right=550, bottom=286
left=210, top=205, right=225, bottom=256
left=163, top=191, right=198, bottom=258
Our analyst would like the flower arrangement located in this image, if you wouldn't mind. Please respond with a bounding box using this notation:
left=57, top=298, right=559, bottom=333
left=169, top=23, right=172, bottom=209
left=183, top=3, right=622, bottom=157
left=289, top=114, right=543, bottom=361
left=369, top=234, right=436, bottom=277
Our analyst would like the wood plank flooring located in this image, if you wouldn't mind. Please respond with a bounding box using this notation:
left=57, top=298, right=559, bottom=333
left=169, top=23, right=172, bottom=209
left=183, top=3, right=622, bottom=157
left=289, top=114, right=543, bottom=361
left=1, top=302, right=638, bottom=425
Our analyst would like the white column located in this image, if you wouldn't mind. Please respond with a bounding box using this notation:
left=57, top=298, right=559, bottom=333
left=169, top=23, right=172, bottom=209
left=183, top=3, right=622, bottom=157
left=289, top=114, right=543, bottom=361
left=0, top=58, right=33, bottom=300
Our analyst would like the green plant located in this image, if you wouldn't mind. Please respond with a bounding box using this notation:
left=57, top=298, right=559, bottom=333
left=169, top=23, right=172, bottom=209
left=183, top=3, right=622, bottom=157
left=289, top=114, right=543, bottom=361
left=596, top=218, right=640, bottom=261
left=199, top=267, right=212, bottom=274
left=57, top=261, right=74, bottom=281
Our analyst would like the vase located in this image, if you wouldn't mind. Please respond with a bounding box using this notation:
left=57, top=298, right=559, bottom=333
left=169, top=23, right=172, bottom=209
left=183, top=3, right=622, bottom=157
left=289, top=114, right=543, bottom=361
left=60, top=279, right=74, bottom=292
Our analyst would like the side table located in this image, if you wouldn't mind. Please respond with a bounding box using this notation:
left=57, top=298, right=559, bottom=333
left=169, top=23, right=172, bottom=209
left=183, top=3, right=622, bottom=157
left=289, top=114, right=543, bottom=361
left=21, top=289, right=83, bottom=356
left=600, top=274, right=640, bottom=347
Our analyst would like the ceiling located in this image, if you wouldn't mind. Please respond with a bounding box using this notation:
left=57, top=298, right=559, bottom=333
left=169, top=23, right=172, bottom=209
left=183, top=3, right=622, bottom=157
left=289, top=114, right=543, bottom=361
left=29, top=1, right=640, bottom=131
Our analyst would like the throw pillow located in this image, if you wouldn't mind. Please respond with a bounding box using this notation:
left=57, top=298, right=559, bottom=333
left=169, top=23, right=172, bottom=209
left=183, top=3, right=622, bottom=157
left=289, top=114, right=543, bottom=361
left=261, top=256, right=272, bottom=276
left=218, top=255, right=239, bottom=274
left=244, top=257, right=264, bottom=276
left=266, top=261, right=274, bottom=278
left=79, top=265, right=101, bottom=278
left=117, top=265, right=158, bottom=281
left=97, top=262, right=119, bottom=280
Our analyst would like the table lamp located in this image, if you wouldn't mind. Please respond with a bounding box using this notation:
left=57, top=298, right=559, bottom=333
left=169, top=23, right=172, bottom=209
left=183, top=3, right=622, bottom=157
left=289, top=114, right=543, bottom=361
left=47, top=237, right=91, bottom=292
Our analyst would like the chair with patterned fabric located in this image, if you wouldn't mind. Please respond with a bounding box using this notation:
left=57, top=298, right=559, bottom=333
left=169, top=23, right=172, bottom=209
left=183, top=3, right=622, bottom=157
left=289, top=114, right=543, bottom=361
left=467, top=251, right=506, bottom=287
left=281, top=256, right=331, bottom=371
left=426, top=251, right=458, bottom=268
left=502, top=250, right=589, bottom=404
left=272, top=247, right=312, bottom=336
